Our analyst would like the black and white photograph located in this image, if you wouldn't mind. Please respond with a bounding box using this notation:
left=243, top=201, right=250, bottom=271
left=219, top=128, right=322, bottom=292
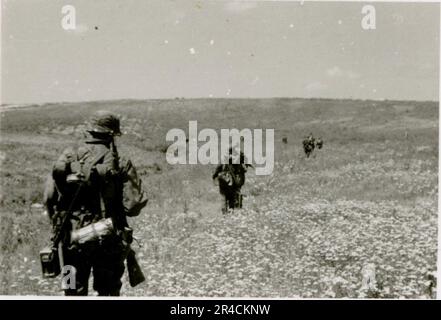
left=0, top=0, right=439, bottom=300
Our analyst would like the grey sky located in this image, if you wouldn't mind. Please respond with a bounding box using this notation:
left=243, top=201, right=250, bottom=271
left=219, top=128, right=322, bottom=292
left=1, top=0, right=439, bottom=104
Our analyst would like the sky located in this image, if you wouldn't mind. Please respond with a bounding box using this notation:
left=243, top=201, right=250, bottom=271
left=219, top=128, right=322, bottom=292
left=1, top=0, right=439, bottom=104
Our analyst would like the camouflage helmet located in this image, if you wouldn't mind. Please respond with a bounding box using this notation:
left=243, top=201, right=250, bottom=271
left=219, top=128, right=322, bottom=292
left=88, top=110, right=122, bottom=136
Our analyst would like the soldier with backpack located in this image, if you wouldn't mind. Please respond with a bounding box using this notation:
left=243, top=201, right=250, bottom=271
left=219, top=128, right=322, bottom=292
left=41, top=110, right=148, bottom=296
left=316, top=137, right=323, bottom=150
left=303, top=133, right=316, bottom=158
left=212, top=147, right=252, bottom=214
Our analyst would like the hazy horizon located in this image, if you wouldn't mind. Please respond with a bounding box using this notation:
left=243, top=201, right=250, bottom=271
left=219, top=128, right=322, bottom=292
left=2, top=95, right=439, bottom=108
left=2, top=1, right=439, bottom=104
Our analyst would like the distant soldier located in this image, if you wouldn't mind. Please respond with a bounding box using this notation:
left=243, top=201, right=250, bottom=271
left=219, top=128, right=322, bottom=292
left=42, top=110, right=148, bottom=296
left=302, top=133, right=315, bottom=158
left=307, top=133, right=315, bottom=145
left=316, top=137, right=323, bottom=149
left=212, top=147, right=252, bottom=214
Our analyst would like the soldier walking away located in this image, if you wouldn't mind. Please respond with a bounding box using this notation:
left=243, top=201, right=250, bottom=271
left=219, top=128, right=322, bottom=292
left=302, top=133, right=316, bottom=158
left=316, top=137, right=323, bottom=150
left=41, top=110, right=148, bottom=296
left=212, top=147, right=253, bottom=214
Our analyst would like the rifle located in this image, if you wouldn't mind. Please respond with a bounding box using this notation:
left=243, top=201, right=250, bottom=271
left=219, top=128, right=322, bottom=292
left=126, top=247, right=145, bottom=287
left=110, top=138, right=146, bottom=287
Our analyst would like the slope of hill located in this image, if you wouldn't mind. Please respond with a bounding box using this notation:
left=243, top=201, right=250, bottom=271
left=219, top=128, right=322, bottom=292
left=0, top=98, right=437, bottom=297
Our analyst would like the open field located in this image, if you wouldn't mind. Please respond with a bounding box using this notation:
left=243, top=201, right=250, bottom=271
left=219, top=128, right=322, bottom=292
left=0, top=98, right=438, bottom=298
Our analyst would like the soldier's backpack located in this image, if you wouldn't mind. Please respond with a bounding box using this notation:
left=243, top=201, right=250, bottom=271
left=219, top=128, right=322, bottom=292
left=121, top=158, right=148, bottom=217
left=218, top=164, right=245, bottom=189
left=44, top=145, right=147, bottom=221
left=217, top=170, right=233, bottom=188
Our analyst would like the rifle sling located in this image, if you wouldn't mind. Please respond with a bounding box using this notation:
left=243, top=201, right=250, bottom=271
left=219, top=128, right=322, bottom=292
left=52, top=148, right=109, bottom=247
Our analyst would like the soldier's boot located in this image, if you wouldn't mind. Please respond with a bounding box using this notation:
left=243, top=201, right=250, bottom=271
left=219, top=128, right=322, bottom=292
left=64, top=285, right=88, bottom=296
left=97, top=288, right=121, bottom=296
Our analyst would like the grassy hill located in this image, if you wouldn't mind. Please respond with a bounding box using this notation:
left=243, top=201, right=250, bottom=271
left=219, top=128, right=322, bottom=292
left=0, top=98, right=438, bottom=297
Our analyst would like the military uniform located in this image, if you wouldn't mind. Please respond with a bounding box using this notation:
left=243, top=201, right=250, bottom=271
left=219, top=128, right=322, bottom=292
left=46, top=111, right=147, bottom=296
left=303, top=134, right=316, bottom=158
left=213, top=149, right=249, bottom=214
left=316, top=138, right=323, bottom=149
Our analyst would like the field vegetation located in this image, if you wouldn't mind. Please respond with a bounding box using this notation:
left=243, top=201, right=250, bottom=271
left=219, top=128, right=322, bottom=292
left=0, top=98, right=437, bottom=297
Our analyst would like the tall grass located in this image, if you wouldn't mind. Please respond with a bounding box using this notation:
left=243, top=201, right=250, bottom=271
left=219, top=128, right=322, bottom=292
left=0, top=98, right=437, bottom=297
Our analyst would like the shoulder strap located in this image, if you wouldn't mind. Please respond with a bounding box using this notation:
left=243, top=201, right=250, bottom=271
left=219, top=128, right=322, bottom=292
left=83, top=148, right=110, bottom=219
left=80, top=148, right=110, bottom=180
